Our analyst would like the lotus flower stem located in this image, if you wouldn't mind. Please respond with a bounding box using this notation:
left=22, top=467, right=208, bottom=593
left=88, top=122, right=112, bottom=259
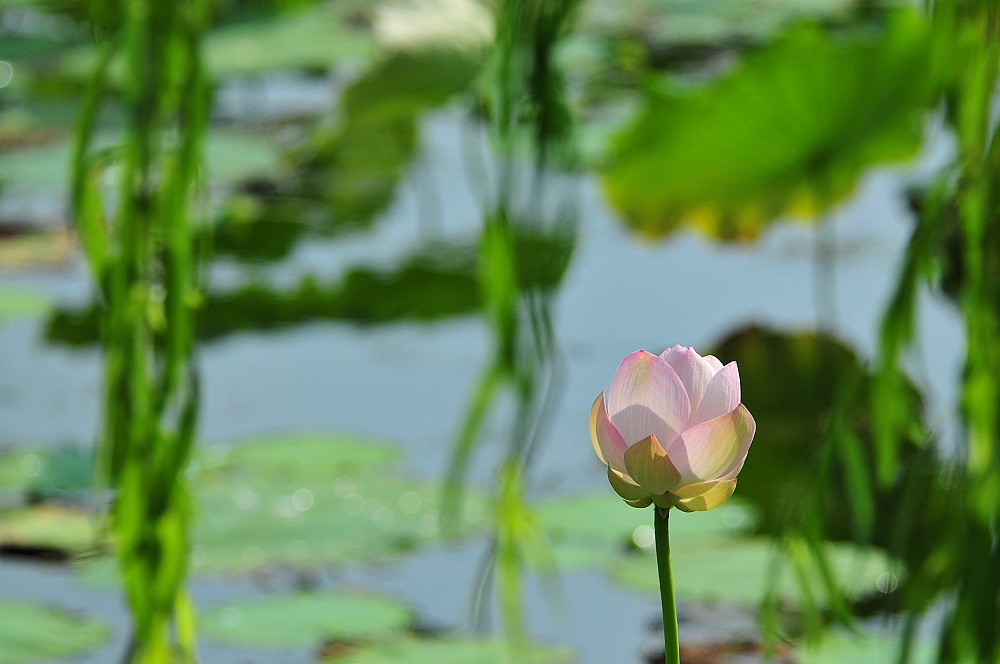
left=654, top=506, right=680, bottom=664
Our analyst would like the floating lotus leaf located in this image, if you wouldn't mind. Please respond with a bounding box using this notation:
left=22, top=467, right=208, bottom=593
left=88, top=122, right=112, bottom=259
left=321, top=635, right=573, bottom=664
left=0, top=600, right=108, bottom=663
left=201, top=590, right=411, bottom=648
left=603, top=10, right=948, bottom=241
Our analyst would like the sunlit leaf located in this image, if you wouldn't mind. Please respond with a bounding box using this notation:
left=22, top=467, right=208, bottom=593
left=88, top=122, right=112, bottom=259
left=0, top=600, right=109, bottom=663
left=321, top=635, right=574, bottom=664
left=603, top=10, right=948, bottom=240
left=201, top=590, right=412, bottom=648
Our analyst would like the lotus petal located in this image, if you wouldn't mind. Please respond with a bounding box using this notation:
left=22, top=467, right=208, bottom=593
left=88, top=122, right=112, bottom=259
left=693, top=362, right=741, bottom=425
left=668, top=404, right=755, bottom=484
left=703, top=355, right=724, bottom=372
left=624, top=434, right=681, bottom=495
left=675, top=480, right=737, bottom=512
left=608, top=350, right=691, bottom=445
left=607, top=466, right=649, bottom=502
left=661, top=345, right=716, bottom=412
left=590, top=391, right=628, bottom=472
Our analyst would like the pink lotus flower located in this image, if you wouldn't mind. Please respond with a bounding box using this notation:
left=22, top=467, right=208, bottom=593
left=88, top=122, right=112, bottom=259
left=590, top=346, right=755, bottom=511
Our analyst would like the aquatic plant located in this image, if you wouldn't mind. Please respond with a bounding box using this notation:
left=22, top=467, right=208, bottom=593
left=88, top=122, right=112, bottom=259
left=590, top=345, right=756, bottom=664
left=72, top=0, right=210, bottom=660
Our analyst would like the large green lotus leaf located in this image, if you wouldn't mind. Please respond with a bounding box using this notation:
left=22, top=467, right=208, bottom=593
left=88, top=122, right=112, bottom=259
left=0, top=600, right=109, bottom=663
left=322, top=635, right=573, bottom=664
left=0, top=286, right=51, bottom=321
left=612, top=536, right=890, bottom=604
left=201, top=590, right=411, bottom=648
left=536, top=491, right=756, bottom=569
left=603, top=10, right=947, bottom=241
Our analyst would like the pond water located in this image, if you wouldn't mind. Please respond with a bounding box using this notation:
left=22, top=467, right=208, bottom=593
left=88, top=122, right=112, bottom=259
left=0, top=101, right=964, bottom=663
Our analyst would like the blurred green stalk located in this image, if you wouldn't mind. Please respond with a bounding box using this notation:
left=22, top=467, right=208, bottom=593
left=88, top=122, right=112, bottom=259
left=73, top=0, right=210, bottom=661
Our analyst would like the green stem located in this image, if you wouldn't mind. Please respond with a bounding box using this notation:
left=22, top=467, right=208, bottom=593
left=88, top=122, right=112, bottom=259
left=655, top=506, right=680, bottom=664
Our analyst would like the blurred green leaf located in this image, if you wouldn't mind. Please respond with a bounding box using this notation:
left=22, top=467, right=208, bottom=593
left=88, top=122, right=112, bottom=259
left=603, top=10, right=948, bottom=241
left=45, top=241, right=484, bottom=344
left=201, top=590, right=412, bottom=648
left=187, top=431, right=488, bottom=574
left=0, top=446, right=92, bottom=498
left=321, top=635, right=574, bottom=664
left=579, top=0, right=854, bottom=53
left=0, top=504, right=96, bottom=557
left=0, top=129, right=278, bottom=191
left=798, top=627, right=934, bottom=664
left=204, top=4, right=374, bottom=76
left=296, top=49, right=482, bottom=224
left=0, top=285, right=51, bottom=321
left=611, top=535, right=889, bottom=605
left=198, top=432, right=402, bottom=481
left=57, top=3, right=374, bottom=82
left=535, top=491, right=753, bottom=569
left=190, top=473, right=467, bottom=574
left=712, top=325, right=964, bottom=613
left=0, top=600, right=109, bottom=663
